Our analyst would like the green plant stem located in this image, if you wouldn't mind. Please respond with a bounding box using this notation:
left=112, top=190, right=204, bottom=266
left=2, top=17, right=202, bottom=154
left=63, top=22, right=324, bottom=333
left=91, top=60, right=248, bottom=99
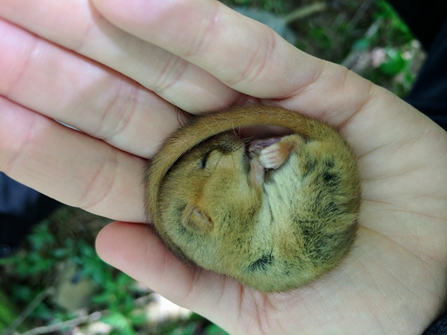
left=283, top=2, right=326, bottom=24
left=341, top=19, right=382, bottom=70
left=349, top=0, right=377, bottom=27
left=3, top=288, right=55, bottom=335
left=19, top=311, right=106, bottom=335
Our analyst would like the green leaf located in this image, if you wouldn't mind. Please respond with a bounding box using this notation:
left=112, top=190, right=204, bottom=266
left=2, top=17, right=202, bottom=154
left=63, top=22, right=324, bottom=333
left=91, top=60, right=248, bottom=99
left=100, top=312, right=130, bottom=328
left=100, top=312, right=135, bottom=335
left=53, top=248, right=69, bottom=258
left=353, top=38, right=370, bottom=51
left=30, top=303, right=53, bottom=320
left=11, top=285, right=34, bottom=302
left=169, top=323, right=196, bottom=335
left=374, top=0, right=413, bottom=43
left=309, top=27, right=331, bottom=50
left=0, top=289, right=20, bottom=328
left=117, top=272, right=132, bottom=285
left=91, top=291, right=112, bottom=304
left=187, top=313, right=206, bottom=322
left=378, top=47, right=406, bottom=76
left=28, top=221, right=55, bottom=250
left=128, top=310, right=148, bottom=326
left=205, top=324, right=230, bottom=335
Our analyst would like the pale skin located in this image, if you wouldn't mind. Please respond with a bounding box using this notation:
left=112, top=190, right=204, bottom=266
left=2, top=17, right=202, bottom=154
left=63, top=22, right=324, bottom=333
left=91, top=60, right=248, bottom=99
left=0, top=0, right=446, bottom=334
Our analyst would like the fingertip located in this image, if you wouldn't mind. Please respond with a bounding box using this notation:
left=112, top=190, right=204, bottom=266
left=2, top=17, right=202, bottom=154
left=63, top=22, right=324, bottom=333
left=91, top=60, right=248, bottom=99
left=95, top=221, right=149, bottom=267
left=95, top=220, right=121, bottom=263
left=91, top=0, right=127, bottom=23
left=95, top=221, right=197, bottom=301
left=91, top=0, right=140, bottom=34
left=92, top=0, right=170, bottom=32
left=95, top=223, right=245, bottom=324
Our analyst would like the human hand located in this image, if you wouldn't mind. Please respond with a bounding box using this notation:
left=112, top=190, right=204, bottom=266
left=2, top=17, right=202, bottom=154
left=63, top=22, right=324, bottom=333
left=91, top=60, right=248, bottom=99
left=1, top=0, right=446, bottom=334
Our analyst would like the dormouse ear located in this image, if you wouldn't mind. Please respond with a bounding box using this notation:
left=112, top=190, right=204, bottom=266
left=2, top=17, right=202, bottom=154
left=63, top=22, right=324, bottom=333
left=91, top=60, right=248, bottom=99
left=181, top=203, right=213, bottom=234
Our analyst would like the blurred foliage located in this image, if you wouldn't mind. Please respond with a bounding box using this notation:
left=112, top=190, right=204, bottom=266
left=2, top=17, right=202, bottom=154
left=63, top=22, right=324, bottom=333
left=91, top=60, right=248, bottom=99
left=0, top=289, right=21, bottom=332
left=0, top=216, right=149, bottom=334
left=0, top=211, right=230, bottom=334
left=373, top=0, right=413, bottom=43
left=346, top=0, right=419, bottom=96
left=225, top=0, right=287, bottom=12
left=153, top=313, right=229, bottom=335
left=223, top=0, right=422, bottom=97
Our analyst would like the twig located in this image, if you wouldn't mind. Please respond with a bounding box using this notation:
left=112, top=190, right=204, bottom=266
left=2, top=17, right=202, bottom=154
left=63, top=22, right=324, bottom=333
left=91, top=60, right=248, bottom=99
left=3, top=288, right=55, bottom=335
left=19, top=311, right=104, bottom=335
left=283, top=2, right=327, bottom=24
left=349, top=0, right=377, bottom=27
left=341, top=19, right=382, bottom=70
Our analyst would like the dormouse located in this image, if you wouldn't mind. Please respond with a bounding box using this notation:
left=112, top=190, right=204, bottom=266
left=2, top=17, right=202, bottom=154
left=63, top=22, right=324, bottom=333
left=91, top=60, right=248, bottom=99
left=146, top=105, right=361, bottom=292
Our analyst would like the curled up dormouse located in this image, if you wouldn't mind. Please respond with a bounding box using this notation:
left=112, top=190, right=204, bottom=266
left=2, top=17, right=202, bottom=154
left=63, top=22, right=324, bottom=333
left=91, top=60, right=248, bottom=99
left=146, top=105, right=361, bottom=293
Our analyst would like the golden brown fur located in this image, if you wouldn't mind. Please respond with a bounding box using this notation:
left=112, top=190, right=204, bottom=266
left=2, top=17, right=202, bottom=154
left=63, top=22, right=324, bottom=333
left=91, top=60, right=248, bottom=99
left=146, top=105, right=361, bottom=292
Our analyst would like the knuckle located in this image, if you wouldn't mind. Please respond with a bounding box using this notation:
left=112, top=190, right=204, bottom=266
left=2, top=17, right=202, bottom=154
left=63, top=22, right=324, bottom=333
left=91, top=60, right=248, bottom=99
left=225, top=26, right=277, bottom=87
left=78, top=152, right=118, bottom=211
left=93, top=81, right=139, bottom=143
left=152, top=56, right=189, bottom=94
left=179, top=1, right=221, bottom=59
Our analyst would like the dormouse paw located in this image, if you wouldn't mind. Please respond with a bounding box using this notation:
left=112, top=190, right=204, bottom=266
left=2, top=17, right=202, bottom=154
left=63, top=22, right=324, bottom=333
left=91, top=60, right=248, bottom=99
left=248, top=137, right=282, bottom=156
left=259, top=139, right=296, bottom=169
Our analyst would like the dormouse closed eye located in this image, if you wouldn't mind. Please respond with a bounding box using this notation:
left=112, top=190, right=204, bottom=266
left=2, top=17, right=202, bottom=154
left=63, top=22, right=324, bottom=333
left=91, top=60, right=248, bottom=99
left=200, top=150, right=213, bottom=169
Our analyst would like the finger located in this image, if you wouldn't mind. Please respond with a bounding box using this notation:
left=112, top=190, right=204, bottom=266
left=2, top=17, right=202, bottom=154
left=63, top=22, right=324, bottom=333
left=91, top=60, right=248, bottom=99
left=0, top=19, right=184, bottom=158
left=0, top=98, right=146, bottom=222
left=0, top=0, right=240, bottom=113
left=96, top=222, right=195, bottom=299
left=91, top=1, right=441, bottom=138
left=89, top=0, right=397, bottom=129
left=95, top=221, right=239, bottom=318
left=92, top=0, right=314, bottom=98
left=96, top=221, right=442, bottom=335
left=89, top=0, right=368, bottom=122
left=90, top=1, right=444, bottom=164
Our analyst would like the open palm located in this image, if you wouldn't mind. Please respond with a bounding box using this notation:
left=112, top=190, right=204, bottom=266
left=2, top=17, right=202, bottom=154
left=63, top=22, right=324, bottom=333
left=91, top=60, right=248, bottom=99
left=0, top=1, right=446, bottom=334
